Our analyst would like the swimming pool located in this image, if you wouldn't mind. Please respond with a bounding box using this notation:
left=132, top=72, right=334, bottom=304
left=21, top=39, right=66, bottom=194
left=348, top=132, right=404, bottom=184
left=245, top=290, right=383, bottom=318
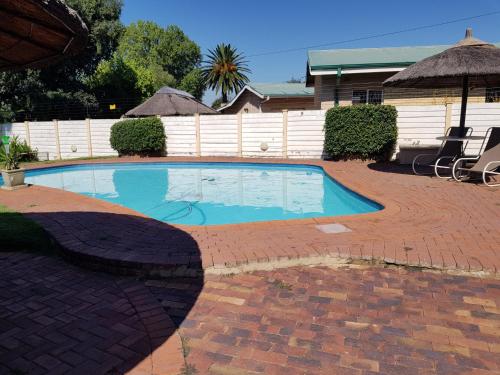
left=9, top=162, right=382, bottom=225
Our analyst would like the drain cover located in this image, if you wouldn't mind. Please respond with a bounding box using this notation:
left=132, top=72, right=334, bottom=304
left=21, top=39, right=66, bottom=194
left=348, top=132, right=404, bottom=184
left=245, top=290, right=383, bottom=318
left=315, top=223, right=352, bottom=234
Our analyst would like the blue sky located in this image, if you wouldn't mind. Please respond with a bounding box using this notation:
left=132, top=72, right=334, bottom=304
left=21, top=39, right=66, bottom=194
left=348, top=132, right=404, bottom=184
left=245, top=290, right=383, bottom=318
left=121, top=0, right=500, bottom=104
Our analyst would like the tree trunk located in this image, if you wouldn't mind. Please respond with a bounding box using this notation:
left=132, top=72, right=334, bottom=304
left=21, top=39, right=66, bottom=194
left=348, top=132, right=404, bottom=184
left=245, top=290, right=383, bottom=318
left=222, top=93, right=228, bottom=104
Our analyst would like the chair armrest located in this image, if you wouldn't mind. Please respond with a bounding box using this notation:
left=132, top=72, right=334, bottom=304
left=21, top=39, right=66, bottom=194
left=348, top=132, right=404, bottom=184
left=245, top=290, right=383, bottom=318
left=434, top=155, right=456, bottom=166
left=484, top=161, right=500, bottom=171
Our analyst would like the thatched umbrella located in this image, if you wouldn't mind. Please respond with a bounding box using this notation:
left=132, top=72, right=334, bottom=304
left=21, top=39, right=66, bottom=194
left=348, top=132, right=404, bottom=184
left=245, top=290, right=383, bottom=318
left=0, top=0, right=88, bottom=71
left=126, top=87, right=218, bottom=117
left=384, top=29, right=500, bottom=136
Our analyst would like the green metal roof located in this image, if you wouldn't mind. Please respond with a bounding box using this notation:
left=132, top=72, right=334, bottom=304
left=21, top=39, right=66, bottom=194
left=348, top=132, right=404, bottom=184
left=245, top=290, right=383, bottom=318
left=248, top=83, right=314, bottom=97
left=308, top=43, right=500, bottom=71
left=308, top=45, right=450, bottom=70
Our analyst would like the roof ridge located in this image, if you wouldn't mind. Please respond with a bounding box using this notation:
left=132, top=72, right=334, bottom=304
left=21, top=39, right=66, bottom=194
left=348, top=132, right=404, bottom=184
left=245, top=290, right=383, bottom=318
left=308, top=44, right=453, bottom=54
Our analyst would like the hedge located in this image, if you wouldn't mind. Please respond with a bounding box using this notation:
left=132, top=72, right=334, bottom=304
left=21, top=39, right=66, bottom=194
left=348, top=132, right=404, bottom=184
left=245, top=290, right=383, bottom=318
left=110, top=117, right=166, bottom=156
left=324, top=105, right=398, bottom=160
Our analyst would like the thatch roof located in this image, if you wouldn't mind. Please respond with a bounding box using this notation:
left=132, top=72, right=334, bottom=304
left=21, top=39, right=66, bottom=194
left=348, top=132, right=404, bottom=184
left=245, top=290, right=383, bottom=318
left=126, top=87, right=218, bottom=117
left=0, top=0, right=88, bottom=71
left=384, top=29, right=500, bottom=88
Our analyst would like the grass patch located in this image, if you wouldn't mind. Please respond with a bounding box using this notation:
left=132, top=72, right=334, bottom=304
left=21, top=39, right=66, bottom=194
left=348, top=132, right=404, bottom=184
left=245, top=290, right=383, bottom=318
left=271, top=279, right=293, bottom=290
left=179, top=363, right=198, bottom=375
left=0, top=204, right=55, bottom=253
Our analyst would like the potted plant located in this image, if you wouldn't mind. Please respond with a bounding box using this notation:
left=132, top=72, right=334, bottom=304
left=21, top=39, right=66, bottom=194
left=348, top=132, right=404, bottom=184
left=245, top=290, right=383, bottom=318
left=1, top=136, right=27, bottom=190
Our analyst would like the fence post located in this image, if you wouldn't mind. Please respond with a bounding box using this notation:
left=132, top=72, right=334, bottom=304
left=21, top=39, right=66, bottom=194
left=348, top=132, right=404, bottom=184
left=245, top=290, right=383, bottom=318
left=53, top=119, right=61, bottom=159
left=237, top=112, right=243, bottom=157
left=195, top=113, right=201, bottom=157
left=444, top=102, right=453, bottom=134
left=282, top=109, right=288, bottom=158
left=24, top=120, right=31, bottom=146
left=86, top=118, right=93, bottom=157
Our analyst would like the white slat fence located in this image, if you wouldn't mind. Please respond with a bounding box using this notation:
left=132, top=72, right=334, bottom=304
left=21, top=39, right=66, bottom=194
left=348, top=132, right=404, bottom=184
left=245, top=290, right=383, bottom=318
left=1, top=103, right=500, bottom=160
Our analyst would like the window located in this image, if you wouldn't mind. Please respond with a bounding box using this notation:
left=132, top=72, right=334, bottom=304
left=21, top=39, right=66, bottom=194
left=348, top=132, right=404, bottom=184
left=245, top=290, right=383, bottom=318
left=352, top=90, right=367, bottom=105
left=486, top=87, right=500, bottom=103
left=352, top=90, right=383, bottom=105
left=368, top=90, right=383, bottom=104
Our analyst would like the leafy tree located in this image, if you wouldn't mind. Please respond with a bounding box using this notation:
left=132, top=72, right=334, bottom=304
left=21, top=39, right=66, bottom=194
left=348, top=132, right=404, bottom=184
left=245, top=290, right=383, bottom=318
left=160, top=25, right=202, bottom=81
left=287, top=77, right=303, bottom=83
left=57, top=0, right=124, bottom=77
left=0, top=70, right=45, bottom=121
left=131, top=63, right=177, bottom=99
left=201, top=44, right=250, bottom=103
left=117, top=22, right=201, bottom=82
left=179, top=68, right=205, bottom=100
left=87, top=54, right=140, bottom=100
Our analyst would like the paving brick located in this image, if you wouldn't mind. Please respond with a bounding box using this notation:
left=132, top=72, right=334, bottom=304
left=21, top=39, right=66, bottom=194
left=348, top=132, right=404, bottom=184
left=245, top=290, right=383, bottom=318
left=0, top=253, right=185, bottom=374
left=2, top=158, right=499, bottom=277
left=177, top=265, right=500, bottom=374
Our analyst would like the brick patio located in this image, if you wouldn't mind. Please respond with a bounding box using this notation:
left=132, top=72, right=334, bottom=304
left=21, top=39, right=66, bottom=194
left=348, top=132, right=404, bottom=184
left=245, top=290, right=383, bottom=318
left=171, top=264, right=500, bottom=375
left=0, top=158, right=498, bottom=276
left=2, top=251, right=499, bottom=374
left=0, top=252, right=187, bottom=375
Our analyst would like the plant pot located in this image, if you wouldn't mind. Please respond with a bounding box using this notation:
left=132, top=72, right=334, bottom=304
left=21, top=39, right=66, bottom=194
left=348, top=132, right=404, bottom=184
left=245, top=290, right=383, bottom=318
left=1, top=168, right=27, bottom=190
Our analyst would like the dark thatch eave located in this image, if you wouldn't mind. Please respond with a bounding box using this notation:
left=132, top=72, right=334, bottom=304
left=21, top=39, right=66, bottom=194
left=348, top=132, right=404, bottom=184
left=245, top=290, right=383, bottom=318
left=0, top=0, right=88, bottom=71
left=384, top=30, right=500, bottom=88
left=126, top=87, right=218, bottom=117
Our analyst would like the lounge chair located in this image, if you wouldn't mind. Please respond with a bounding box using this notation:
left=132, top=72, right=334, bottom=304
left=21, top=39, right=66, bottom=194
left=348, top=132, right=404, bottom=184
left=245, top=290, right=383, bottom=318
left=452, top=127, right=500, bottom=187
left=412, top=126, right=472, bottom=176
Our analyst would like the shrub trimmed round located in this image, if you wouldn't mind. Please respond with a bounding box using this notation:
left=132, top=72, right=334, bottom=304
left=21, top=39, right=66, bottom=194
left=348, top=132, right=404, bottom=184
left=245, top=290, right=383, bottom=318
left=324, top=105, right=397, bottom=161
left=110, top=117, right=166, bottom=156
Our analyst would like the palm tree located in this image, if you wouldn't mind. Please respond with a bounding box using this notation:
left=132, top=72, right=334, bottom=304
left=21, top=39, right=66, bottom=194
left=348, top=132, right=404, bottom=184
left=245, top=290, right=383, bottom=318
left=201, top=44, right=250, bottom=103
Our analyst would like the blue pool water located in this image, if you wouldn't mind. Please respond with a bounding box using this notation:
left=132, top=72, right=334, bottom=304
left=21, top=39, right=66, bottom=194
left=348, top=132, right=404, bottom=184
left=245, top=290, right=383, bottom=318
left=7, top=163, right=382, bottom=225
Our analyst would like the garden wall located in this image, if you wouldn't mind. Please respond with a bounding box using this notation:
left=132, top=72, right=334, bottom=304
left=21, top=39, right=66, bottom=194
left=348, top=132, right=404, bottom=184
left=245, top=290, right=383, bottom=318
left=1, top=103, right=499, bottom=160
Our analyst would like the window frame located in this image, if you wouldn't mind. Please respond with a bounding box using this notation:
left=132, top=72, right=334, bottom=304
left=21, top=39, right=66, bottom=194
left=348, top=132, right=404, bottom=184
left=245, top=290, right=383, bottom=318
left=351, top=89, right=384, bottom=105
left=486, top=87, right=500, bottom=103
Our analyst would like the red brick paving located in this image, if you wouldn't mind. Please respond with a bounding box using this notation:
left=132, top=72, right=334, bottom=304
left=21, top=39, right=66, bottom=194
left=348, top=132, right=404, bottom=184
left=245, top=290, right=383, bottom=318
left=164, top=264, right=500, bottom=375
left=1, top=157, right=498, bottom=276
left=0, top=252, right=186, bottom=375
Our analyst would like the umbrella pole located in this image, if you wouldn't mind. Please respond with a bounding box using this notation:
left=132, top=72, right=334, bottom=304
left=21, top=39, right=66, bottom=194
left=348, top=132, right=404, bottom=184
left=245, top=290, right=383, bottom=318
left=458, top=75, right=469, bottom=137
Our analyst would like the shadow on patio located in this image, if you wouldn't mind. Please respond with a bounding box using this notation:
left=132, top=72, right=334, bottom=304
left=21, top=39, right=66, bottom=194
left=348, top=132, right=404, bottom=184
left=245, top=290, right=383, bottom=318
left=0, top=210, right=203, bottom=374
left=367, top=161, right=432, bottom=176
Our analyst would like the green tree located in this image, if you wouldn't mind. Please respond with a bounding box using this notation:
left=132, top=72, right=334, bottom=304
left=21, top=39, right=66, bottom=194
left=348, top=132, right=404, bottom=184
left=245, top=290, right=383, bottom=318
left=88, top=54, right=177, bottom=115
left=117, top=22, right=201, bottom=82
left=201, top=44, right=250, bottom=103
left=57, top=0, right=124, bottom=77
left=0, top=70, right=45, bottom=121
left=87, top=54, right=139, bottom=99
left=179, top=68, right=205, bottom=100
left=131, top=63, right=177, bottom=99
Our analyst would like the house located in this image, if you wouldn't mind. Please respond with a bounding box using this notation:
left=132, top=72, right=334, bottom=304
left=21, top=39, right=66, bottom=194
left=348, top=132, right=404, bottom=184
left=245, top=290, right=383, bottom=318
left=219, top=83, right=315, bottom=114
left=306, top=44, right=500, bottom=109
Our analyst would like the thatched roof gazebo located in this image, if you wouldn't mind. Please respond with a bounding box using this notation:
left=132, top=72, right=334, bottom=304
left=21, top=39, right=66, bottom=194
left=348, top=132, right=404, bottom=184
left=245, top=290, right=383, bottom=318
left=384, top=29, right=500, bottom=136
left=125, top=87, right=217, bottom=117
left=0, top=0, right=88, bottom=71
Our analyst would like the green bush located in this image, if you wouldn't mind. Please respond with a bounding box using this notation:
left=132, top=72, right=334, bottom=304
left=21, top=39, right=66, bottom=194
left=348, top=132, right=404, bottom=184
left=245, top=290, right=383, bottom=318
left=324, top=105, right=398, bottom=160
left=110, top=117, right=166, bottom=156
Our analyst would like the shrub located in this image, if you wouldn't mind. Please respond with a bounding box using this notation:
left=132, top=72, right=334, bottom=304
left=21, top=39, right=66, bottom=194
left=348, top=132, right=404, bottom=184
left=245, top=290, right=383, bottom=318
left=110, top=117, right=166, bottom=156
left=324, top=105, right=398, bottom=161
